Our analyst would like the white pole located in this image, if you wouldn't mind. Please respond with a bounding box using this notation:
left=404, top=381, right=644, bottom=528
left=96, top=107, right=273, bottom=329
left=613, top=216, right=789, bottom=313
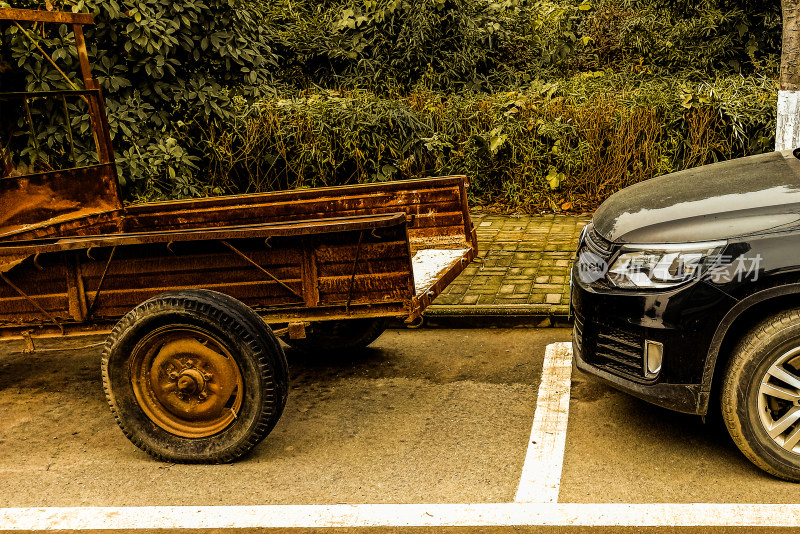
left=776, top=90, right=800, bottom=151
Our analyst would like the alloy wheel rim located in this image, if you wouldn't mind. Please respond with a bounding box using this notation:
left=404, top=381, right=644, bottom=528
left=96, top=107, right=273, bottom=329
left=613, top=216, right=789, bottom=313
left=757, top=346, right=800, bottom=454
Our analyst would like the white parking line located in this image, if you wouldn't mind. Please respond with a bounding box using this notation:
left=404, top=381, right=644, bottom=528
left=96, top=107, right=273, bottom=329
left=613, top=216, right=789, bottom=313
left=3, top=503, right=800, bottom=530
left=514, top=341, right=573, bottom=503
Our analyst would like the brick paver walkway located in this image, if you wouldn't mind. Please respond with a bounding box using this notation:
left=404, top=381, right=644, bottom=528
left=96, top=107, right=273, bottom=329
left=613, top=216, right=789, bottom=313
left=426, top=213, right=590, bottom=317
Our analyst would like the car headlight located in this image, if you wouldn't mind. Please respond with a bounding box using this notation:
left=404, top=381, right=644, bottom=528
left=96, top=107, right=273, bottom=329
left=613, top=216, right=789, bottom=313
left=606, top=241, right=726, bottom=289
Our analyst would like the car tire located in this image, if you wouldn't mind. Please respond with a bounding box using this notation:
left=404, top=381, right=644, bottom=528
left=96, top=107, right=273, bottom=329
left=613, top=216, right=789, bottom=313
left=102, top=289, right=288, bottom=463
left=721, top=309, right=800, bottom=481
left=283, top=318, right=388, bottom=355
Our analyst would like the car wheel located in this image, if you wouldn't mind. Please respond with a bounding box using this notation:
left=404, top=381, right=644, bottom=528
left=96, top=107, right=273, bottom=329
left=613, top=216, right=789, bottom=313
left=721, top=309, right=800, bottom=481
left=102, top=289, right=288, bottom=463
left=283, top=318, right=388, bottom=354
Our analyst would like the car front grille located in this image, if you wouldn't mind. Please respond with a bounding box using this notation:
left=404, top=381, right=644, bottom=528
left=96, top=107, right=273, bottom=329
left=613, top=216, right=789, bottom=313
left=595, top=325, right=645, bottom=378
left=575, top=226, right=615, bottom=289
left=573, top=313, right=584, bottom=355
left=574, top=310, right=647, bottom=380
left=583, top=226, right=614, bottom=262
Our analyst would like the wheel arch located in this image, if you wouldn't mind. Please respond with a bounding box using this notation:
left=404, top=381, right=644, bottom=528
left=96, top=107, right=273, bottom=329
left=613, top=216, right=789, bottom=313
left=701, top=283, right=800, bottom=415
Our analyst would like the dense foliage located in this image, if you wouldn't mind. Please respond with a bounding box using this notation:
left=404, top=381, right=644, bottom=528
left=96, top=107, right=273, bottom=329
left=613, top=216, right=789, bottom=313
left=268, top=0, right=781, bottom=92
left=1, top=0, right=275, bottom=198
left=206, top=75, right=776, bottom=212
left=0, top=0, right=785, bottom=210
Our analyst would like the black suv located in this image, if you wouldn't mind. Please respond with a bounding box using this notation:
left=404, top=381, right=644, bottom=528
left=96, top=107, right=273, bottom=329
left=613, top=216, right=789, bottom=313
left=571, top=149, right=800, bottom=481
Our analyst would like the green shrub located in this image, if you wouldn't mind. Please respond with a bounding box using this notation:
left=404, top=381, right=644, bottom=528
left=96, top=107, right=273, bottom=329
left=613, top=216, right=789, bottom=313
left=204, top=73, right=776, bottom=212
left=265, top=0, right=781, bottom=94
left=609, top=0, right=781, bottom=76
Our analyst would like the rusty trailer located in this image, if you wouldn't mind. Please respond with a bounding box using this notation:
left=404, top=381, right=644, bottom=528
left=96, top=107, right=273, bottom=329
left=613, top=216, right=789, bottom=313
left=0, top=9, right=477, bottom=462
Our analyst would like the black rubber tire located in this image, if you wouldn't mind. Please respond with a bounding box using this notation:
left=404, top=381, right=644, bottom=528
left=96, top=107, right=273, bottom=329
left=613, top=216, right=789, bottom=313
left=283, top=318, right=388, bottom=354
left=721, top=309, right=800, bottom=481
left=102, top=289, right=288, bottom=463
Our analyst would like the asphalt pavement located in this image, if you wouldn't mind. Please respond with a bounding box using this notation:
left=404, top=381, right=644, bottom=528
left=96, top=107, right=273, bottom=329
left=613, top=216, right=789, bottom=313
left=0, top=329, right=566, bottom=508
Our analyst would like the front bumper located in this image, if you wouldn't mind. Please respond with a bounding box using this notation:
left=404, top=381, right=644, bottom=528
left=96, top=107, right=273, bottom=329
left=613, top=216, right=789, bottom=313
left=570, top=264, right=727, bottom=415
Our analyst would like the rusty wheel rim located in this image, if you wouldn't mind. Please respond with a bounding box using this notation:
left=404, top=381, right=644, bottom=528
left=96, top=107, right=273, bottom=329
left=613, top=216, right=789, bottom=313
left=129, top=325, right=244, bottom=438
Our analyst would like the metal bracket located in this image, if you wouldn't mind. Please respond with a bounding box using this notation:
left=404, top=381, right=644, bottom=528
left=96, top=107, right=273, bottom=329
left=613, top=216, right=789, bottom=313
left=87, top=245, right=116, bottom=318
left=287, top=322, right=306, bottom=340
left=21, top=330, right=35, bottom=353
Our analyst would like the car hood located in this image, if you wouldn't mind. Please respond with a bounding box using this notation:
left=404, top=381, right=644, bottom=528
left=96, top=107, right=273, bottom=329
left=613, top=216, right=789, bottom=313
left=593, top=150, right=800, bottom=243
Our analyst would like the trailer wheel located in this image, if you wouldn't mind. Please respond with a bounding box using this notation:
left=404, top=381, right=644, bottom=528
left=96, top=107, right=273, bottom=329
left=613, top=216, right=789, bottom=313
left=284, top=318, right=388, bottom=354
left=102, top=290, right=288, bottom=463
left=721, top=309, right=800, bottom=481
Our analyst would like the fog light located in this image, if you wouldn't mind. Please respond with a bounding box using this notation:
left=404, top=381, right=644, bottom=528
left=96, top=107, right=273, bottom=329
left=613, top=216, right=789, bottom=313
left=644, top=340, right=663, bottom=378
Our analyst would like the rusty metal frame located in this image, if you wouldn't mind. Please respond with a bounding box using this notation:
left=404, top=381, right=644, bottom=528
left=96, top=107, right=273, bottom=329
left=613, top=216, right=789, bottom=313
left=0, top=9, right=94, bottom=24
left=0, top=8, right=122, bottom=235
left=0, top=175, right=479, bottom=335
left=0, top=90, right=109, bottom=169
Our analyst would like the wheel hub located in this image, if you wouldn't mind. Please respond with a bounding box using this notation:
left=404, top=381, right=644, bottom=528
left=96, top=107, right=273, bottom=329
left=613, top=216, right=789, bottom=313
left=130, top=327, right=243, bottom=438
left=176, top=368, right=205, bottom=395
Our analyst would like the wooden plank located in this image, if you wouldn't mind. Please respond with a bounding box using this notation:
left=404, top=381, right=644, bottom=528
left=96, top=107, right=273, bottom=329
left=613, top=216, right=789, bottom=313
left=88, top=282, right=303, bottom=319
left=315, top=241, right=408, bottom=263
left=318, top=272, right=412, bottom=294
left=0, top=9, right=94, bottom=24
left=124, top=176, right=468, bottom=213
left=301, top=238, right=319, bottom=307
left=80, top=249, right=304, bottom=279
left=126, top=196, right=463, bottom=232
left=0, top=294, right=71, bottom=323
